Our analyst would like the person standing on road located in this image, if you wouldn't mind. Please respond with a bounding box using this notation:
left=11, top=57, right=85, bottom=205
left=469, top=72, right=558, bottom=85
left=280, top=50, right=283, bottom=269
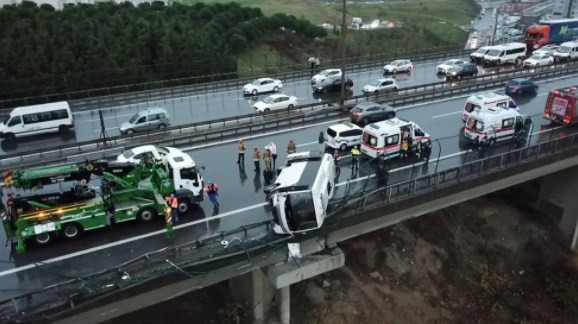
left=204, top=181, right=220, bottom=209
left=287, top=140, right=297, bottom=154
left=351, top=146, right=361, bottom=172
left=253, top=147, right=261, bottom=171
left=165, top=193, right=179, bottom=224
left=267, top=141, right=278, bottom=169
left=318, top=131, right=325, bottom=153
left=237, top=139, right=246, bottom=164
left=263, top=148, right=272, bottom=171
left=315, top=57, right=320, bottom=69
left=308, top=57, right=315, bottom=72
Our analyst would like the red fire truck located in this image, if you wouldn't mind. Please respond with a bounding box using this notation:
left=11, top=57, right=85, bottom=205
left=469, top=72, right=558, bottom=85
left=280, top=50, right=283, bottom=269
left=544, top=86, right=578, bottom=125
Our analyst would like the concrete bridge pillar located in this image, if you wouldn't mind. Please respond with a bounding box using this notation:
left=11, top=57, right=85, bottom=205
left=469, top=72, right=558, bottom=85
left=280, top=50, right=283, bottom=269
left=229, top=247, right=345, bottom=323
left=537, top=165, right=578, bottom=250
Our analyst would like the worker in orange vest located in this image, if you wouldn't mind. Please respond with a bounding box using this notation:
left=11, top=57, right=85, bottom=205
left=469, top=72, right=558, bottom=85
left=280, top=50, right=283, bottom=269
left=165, top=194, right=179, bottom=223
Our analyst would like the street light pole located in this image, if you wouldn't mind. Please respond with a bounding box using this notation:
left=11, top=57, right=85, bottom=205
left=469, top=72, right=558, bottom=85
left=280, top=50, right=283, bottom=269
left=339, top=0, right=347, bottom=105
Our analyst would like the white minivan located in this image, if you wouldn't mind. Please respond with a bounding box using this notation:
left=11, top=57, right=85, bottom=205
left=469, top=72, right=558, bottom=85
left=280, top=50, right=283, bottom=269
left=483, top=42, right=526, bottom=66
left=553, top=41, right=578, bottom=61
left=0, top=101, right=74, bottom=141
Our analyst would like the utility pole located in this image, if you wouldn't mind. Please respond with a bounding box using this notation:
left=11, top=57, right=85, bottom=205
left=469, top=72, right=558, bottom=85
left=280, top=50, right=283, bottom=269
left=339, top=0, right=347, bottom=106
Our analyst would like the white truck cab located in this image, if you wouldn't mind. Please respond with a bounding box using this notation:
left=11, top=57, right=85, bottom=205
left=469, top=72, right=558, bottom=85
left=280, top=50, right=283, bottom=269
left=162, top=150, right=204, bottom=212
left=360, top=118, right=430, bottom=159
left=464, top=107, right=526, bottom=144
left=268, top=152, right=335, bottom=235
left=462, top=92, right=518, bottom=122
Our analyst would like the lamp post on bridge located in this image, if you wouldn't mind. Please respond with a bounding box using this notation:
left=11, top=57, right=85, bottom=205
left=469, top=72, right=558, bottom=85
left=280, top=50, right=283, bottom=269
left=339, top=0, right=347, bottom=106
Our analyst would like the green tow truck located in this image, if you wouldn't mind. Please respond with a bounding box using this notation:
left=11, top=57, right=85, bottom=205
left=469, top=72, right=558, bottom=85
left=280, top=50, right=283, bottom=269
left=1, top=159, right=178, bottom=253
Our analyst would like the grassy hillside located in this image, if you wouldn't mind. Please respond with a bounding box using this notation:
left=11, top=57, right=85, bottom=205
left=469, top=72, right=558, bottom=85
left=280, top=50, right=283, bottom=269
left=182, top=0, right=477, bottom=76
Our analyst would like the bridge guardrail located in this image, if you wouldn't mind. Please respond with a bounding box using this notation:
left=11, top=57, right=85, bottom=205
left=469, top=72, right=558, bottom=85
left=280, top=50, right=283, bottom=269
left=2, top=60, right=578, bottom=172
left=3, top=119, right=578, bottom=323
left=0, top=45, right=468, bottom=111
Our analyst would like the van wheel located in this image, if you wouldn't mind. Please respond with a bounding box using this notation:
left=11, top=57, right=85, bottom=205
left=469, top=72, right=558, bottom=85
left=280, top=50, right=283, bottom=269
left=288, top=104, right=294, bottom=109
left=515, top=58, right=522, bottom=65
left=273, top=86, right=279, bottom=92
left=4, top=133, right=15, bottom=141
left=58, top=125, right=69, bottom=133
left=392, top=69, right=397, bottom=74
left=137, top=208, right=157, bottom=223
left=339, top=143, right=348, bottom=151
left=363, top=117, right=370, bottom=125
left=126, top=129, right=135, bottom=135
left=264, top=108, right=271, bottom=113
left=35, top=232, right=53, bottom=245
left=158, top=124, right=166, bottom=130
left=62, top=223, right=82, bottom=239
left=252, top=89, right=258, bottom=95
left=178, top=201, right=189, bottom=214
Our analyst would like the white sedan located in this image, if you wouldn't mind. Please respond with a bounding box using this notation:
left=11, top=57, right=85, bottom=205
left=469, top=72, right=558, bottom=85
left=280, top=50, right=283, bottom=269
left=253, top=94, right=298, bottom=113
left=534, top=44, right=559, bottom=56
left=437, top=59, right=466, bottom=73
left=362, top=78, right=398, bottom=94
left=311, top=68, right=342, bottom=85
left=242, top=78, right=283, bottom=96
left=383, top=59, right=413, bottom=73
left=523, top=53, right=554, bottom=67
left=117, top=145, right=178, bottom=164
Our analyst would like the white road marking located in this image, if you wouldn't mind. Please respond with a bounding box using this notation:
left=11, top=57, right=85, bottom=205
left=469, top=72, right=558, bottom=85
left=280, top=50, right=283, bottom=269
left=92, top=127, right=119, bottom=133
left=432, top=110, right=462, bottom=119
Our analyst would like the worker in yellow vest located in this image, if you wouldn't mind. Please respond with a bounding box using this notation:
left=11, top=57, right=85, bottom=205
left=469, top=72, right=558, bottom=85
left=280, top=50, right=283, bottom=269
left=253, top=147, right=261, bottom=171
left=237, top=139, right=246, bottom=164
left=287, top=140, right=297, bottom=154
left=351, top=146, right=361, bottom=172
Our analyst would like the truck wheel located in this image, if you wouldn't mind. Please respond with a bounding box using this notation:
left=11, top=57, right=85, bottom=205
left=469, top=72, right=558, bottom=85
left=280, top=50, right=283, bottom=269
left=35, top=233, right=53, bottom=245
left=178, top=201, right=190, bottom=214
left=137, top=208, right=157, bottom=223
left=62, top=223, right=82, bottom=239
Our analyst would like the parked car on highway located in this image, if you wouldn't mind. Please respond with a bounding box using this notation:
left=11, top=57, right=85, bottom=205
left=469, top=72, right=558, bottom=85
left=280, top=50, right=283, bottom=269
left=533, top=44, right=560, bottom=56
left=312, top=77, right=353, bottom=93
left=446, top=62, right=478, bottom=80
left=120, top=107, right=170, bottom=135
left=350, top=102, right=396, bottom=125
left=242, top=78, right=283, bottom=96
left=253, top=94, right=298, bottom=113
left=523, top=53, right=554, bottom=67
left=504, top=78, right=538, bottom=95
left=382, top=59, right=413, bottom=74
left=437, top=59, right=466, bottom=74
left=117, top=145, right=177, bottom=164
left=325, top=122, right=363, bottom=151
left=362, top=78, right=398, bottom=94
left=311, top=68, right=342, bottom=85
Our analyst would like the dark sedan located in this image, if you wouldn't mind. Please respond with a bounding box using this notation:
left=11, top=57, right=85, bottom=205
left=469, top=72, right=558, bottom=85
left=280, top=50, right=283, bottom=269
left=504, top=78, right=538, bottom=95
left=446, top=63, right=479, bottom=80
left=312, top=77, right=354, bottom=93
left=350, top=102, right=396, bottom=125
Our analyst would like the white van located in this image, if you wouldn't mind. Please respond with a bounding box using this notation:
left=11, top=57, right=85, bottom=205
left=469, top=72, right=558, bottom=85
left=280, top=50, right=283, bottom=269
left=483, top=42, right=526, bottom=66
left=553, top=41, right=578, bottom=61
left=325, top=122, right=363, bottom=151
left=0, top=101, right=73, bottom=141
left=464, top=107, right=526, bottom=145
left=470, top=46, right=492, bottom=63
left=462, top=92, right=518, bottom=122
left=360, top=118, right=430, bottom=159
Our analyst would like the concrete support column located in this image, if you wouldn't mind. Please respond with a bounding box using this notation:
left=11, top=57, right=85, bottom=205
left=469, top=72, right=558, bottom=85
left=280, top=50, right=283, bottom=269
left=229, top=268, right=274, bottom=324
left=537, top=166, right=578, bottom=250
left=277, top=286, right=290, bottom=324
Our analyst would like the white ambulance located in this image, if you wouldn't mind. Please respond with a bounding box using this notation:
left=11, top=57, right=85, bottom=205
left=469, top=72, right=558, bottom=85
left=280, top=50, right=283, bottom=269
left=462, top=92, right=518, bottom=122
left=464, top=107, right=527, bottom=145
left=360, top=118, right=430, bottom=159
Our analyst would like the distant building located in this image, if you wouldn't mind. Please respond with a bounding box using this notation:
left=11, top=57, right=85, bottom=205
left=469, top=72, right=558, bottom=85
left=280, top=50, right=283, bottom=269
left=552, top=0, right=578, bottom=18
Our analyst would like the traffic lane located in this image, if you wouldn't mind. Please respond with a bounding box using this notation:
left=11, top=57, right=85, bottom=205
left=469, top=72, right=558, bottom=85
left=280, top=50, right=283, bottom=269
left=0, top=206, right=272, bottom=301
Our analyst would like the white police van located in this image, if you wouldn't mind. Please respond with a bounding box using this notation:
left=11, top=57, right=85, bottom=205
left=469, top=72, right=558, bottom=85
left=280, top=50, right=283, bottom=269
left=325, top=122, right=363, bottom=151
